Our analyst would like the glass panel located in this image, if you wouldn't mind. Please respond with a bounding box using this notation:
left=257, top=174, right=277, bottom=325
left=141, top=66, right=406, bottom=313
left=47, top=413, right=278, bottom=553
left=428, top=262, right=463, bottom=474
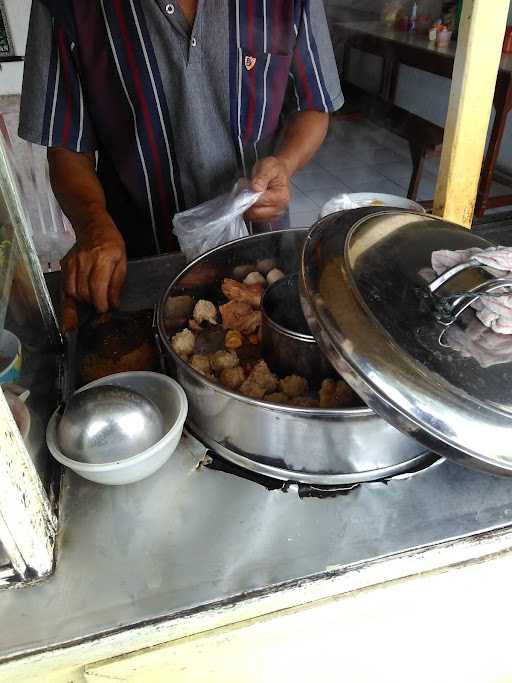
left=0, top=120, right=61, bottom=491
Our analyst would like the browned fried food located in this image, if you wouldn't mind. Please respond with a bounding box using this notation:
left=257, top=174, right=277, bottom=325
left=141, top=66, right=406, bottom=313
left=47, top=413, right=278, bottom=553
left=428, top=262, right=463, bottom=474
left=319, top=378, right=358, bottom=408
left=264, top=392, right=290, bottom=405
left=279, top=375, right=309, bottom=399
left=239, top=380, right=267, bottom=399
left=220, top=301, right=261, bottom=335
left=319, top=378, right=337, bottom=408
left=222, top=278, right=263, bottom=308
left=220, top=366, right=246, bottom=390
left=290, top=396, right=320, bottom=408
left=210, top=350, right=239, bottom=373
left=190, top=354, right=212, bottom=377
left=335, top=379, right=358, bottom=407
left=247, top=360, right=278, bottom=393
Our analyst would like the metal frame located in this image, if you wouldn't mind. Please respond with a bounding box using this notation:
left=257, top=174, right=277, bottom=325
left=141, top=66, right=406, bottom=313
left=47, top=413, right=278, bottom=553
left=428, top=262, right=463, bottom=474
left=0, top=2, right=13, bottom=58
left=0, top=132, right=60, bottom=585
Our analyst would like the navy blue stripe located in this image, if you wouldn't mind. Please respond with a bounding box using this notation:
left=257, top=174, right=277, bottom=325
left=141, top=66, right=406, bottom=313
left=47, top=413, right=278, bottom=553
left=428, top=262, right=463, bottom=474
left=103, top=2, right=175, bottom=245
left=229, top=1, right=243, bottom=157
left=131, top=0, right=185, bottom=212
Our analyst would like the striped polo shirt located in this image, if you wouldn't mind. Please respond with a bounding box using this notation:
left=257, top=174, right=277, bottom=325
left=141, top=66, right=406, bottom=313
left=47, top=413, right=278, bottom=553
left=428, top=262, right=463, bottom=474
left=19, top=1, right=343, bottom=257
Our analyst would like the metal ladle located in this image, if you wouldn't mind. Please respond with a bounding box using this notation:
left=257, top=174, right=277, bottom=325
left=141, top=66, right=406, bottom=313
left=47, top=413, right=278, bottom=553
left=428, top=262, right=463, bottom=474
left=56, top=384, right=165, bottom=464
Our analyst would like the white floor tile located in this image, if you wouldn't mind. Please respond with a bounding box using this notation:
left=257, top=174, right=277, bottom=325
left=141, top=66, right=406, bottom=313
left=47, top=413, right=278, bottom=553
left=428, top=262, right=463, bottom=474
left=290, top=209, right=320, bottom=228
left=290, top=187, right=318, bottom=213
left=305, top=186, right=350, bottom=209
left=344, top=178, right=407, bottom=196
left=318, top=163, right=389, bottom=186
left=374, top=160, right=413, bottom=185
left=490, top=181, right=512, bottom=198
left=416, top=175, right=438, bottom=201
left=292, top=167, right=340, bottom=192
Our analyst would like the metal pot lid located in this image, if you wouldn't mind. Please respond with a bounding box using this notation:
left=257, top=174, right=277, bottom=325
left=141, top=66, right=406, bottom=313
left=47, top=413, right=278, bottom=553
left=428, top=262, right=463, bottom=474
left=300, top=208, right=512, bottom=476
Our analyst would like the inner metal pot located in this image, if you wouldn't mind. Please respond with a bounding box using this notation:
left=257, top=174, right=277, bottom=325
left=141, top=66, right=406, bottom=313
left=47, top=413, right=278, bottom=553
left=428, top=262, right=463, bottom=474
left=261, top=273, right=336, bottom=385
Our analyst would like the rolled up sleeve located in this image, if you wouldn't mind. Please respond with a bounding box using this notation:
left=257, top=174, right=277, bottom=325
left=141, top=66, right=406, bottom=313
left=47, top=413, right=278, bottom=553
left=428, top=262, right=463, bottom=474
left=288, top=0, right=344, bottom=114
left=19, top=1, right=97, bottom=152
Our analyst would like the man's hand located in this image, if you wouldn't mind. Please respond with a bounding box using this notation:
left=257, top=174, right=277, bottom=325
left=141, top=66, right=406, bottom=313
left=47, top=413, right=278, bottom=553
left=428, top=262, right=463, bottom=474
left=61, top=215, right=127, bottom=314
left=246, top=156, right=291, bottom=222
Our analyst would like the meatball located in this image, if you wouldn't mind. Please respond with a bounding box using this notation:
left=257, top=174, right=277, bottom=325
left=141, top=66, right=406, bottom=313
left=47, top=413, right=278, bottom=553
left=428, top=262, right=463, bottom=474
left=220, top=366, right=246, bottom=390
left=193, top=299, right=217, bottom=325
left=279, top=375, right=309, bottom=399
left=210, top=350, right=239, bottom=373
left=233, top=264, right=255, bottom=281
left=171, top=328, right=195, bottom=357
left=164, top=295, right=194, bottom=330
left=256, top=258, right=276, bottom=274
left=266, top=268, right=285, bottom=285
left=189, top=354, right=212, bottom=377
left=319, top=379, right=337, bottom=408
left=243, top=271, right=266, bottom=286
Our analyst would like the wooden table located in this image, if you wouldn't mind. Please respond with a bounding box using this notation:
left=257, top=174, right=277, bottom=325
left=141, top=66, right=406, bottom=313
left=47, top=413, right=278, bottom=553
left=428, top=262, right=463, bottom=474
left=332, top=21, right=512, bottom=217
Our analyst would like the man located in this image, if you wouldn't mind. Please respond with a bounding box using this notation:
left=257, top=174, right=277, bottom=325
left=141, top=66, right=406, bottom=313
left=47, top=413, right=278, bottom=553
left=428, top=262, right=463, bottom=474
left=19, top=0, right=343, bottom=313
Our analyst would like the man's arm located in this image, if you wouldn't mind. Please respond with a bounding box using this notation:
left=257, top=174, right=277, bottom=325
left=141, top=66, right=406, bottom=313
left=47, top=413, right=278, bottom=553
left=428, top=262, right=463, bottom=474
left=48, top=148, right=127, bottom=313
left=246, top=111, right=329, bottom=222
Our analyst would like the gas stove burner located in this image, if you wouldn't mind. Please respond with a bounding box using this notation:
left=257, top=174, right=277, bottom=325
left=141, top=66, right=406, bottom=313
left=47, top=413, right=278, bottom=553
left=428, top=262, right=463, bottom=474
left=197, top=447, right=443, bottom=498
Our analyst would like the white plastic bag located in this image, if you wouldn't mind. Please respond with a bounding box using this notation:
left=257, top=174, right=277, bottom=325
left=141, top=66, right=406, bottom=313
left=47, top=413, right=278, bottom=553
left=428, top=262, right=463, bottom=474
left=173, top=180, right=262, bottom=261
left=320, top=194, right=360, bottom=218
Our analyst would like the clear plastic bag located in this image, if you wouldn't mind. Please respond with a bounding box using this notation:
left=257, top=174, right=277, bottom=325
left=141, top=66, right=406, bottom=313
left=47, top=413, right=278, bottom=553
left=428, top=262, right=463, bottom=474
left=173, top=180, right=262, bottom=261
left=320, top=194, right=360, bottom=218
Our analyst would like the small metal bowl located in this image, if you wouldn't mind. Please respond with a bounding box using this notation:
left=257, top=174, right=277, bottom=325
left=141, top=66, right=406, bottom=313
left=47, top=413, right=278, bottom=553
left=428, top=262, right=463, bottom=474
left=261, top=273, right=336, bottom=385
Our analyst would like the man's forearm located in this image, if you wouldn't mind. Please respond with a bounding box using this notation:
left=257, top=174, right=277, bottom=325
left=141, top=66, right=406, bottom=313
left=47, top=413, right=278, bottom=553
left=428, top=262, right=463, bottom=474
left=275, top=111, right=329, bottom=176
left=48, top=147, right=127, bottom=313
left=47, top=147, right=116, bottom=238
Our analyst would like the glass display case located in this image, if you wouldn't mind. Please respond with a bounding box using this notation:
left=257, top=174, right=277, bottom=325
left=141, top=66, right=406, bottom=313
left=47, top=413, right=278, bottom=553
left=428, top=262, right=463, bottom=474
left=0, top=125, right=61, bottom=587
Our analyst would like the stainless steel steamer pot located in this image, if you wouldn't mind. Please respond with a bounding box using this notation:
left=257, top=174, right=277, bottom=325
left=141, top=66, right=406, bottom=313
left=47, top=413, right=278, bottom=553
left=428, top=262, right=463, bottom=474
left=157, top=225, right=428, bottom=484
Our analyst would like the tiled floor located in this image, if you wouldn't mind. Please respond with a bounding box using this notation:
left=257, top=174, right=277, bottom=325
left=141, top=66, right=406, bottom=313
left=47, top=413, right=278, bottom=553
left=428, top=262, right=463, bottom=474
left=289, top=116, right=512, bottom=227
left=289, top=116, right=437, bottom=227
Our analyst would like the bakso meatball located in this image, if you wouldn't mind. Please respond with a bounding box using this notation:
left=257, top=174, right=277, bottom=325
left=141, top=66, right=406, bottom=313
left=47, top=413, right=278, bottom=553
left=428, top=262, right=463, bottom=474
left=190, top=354, right=212, bottom=377
left=243, top=271, right=266, bottom=286
left=220, top=366, right=246, bottom=390
left=210, top=350, right=239, bottom=373
left=193, top=299, right=217, bottom=325
left=256, top=258, right=276, bottom=274
left=266, top=268, right=285, bottom=285
left=279, top=375, right=309, bottom=399
left=171, top=328, right=195, bottom=357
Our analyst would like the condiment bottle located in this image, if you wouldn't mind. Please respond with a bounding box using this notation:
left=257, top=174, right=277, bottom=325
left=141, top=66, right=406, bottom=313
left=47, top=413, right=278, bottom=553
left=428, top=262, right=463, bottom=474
left=409, top=1, right=418, bottom=32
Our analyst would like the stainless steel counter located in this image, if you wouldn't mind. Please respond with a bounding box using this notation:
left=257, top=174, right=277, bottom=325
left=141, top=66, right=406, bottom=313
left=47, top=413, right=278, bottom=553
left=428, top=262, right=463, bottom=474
left=1, top=244, right=512, bottom=662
